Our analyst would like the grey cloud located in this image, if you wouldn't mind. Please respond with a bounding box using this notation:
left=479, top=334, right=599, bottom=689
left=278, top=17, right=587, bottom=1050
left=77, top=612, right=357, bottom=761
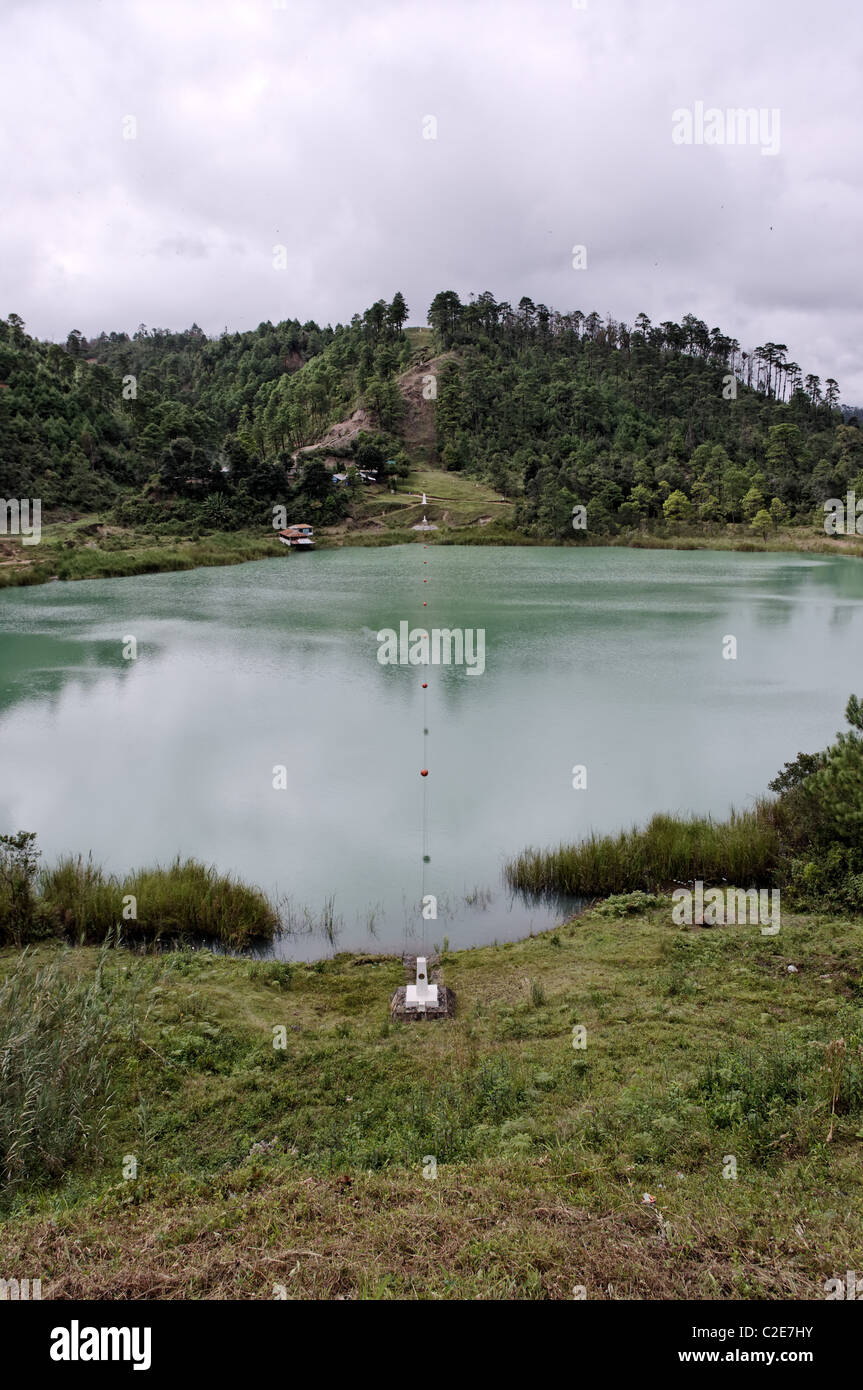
left=0, top=0, right=860, bottom=396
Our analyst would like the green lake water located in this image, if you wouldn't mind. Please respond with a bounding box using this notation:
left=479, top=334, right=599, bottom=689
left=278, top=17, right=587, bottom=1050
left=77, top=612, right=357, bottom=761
left=1, top=545, right=861, bottom=957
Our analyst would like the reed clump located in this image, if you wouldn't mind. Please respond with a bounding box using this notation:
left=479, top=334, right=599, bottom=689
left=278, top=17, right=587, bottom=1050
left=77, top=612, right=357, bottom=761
left=0, top=947, right=116, bottom=1203
left=38, top=855, right=281, bottom=949
left=505, top=805, right=781, bottom=897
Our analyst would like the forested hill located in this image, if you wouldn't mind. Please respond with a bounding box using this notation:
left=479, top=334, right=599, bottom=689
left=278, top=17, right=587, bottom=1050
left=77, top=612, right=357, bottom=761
left=426, top=294, right=859, bottom=537
left=0, top=291, right=859, bottom=540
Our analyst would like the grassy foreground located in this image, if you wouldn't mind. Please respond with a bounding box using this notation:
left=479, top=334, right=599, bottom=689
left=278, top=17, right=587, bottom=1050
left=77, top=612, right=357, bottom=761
left=2, top=900, right=862, bottom=1300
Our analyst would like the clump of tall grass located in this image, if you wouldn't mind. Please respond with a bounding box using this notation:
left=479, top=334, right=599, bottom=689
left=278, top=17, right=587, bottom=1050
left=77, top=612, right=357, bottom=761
left=0, top=948, right=116, bottom=1204
left=39, top=854, right=118, bottom=940
left=40, top=855, right=280, bottom=948
left=505, top=806, right=781, bottom=897
left=593, top=890, right=663, bottom=919
left=527, top=978, right=546, bottom=1008
left=247, top=959, right=294, bottom=990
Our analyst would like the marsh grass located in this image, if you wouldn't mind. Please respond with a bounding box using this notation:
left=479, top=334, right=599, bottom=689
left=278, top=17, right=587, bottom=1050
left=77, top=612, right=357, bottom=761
left=463, top=885, right=493, bottom=909
left=505, top=807, right=781, bottom=897
left=0, top=531, right=286, bottom=588
left=277, top=893, right=344, bottom=947
left=0, top=946, right=117, bottom=1204
left=39, top=855, right=280, bottom=948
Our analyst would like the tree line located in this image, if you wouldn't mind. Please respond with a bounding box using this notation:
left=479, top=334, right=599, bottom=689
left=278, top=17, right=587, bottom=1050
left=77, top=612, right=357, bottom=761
left=0, top=288, right=856, bottom=541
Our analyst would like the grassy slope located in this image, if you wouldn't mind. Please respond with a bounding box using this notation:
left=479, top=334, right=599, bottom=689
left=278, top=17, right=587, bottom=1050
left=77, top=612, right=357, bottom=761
left=2, top=901, right=862, bottom=1299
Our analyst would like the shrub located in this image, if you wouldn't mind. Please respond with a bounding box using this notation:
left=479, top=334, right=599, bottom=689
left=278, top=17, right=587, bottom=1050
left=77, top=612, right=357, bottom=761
left=593, top=891, right=663, bottom=919
left=0, top=832, right=43, bottom=946
left=248, top=959, right=294, bottom=990
left=784, top=847, right=863, bottom=912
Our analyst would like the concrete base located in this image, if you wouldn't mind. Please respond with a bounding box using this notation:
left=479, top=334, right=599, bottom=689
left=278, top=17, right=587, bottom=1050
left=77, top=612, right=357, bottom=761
left=391, top=952, right=455, bottom=1020
left=391, top=983, right=456, bottom=1021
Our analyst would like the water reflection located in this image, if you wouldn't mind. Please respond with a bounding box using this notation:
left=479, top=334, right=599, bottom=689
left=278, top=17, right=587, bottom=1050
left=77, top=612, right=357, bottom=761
left=0, top=546, right=861, bottom=959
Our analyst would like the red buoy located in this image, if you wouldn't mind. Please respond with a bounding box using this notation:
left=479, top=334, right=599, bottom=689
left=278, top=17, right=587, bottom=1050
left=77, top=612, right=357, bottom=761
left=422, top=682, right=427, bottom=688
left=420, top=769, right=429, bottom=777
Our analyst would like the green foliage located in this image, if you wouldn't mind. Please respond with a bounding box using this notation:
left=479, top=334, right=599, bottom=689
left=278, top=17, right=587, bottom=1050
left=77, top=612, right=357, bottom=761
left=765, top=698, right=863, bottom=914
left=247, top=959, right=294, bottom=990
left=768, top=750, right=827, bottom=795
left=593, top=891, right=664, bottom=918
left=1, top=291, right=847, bottom=543
left=417, top=297, right=846, bottom=538
left=0, top=299, right=406, bottom=528
left=509, top=695, right=863, bottom=911
left=25, top=848, right=283, bottom=948
left=685, top=1046, right=818, bottom=1162
left=0, top=831, right=44, bottom=946
left=785, top=847, right=863, bottom=912
left=506, top=809, right=779, bottom=897
left=663, top=489, right=691, bottom=524
left=0, top=947, right=117, bottom=1204
left=774, top=696, right=863, bottom=861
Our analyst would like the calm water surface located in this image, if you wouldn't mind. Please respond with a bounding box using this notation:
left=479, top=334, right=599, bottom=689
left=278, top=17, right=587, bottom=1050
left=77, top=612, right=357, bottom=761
left=1, top=545, right=861, bottom=957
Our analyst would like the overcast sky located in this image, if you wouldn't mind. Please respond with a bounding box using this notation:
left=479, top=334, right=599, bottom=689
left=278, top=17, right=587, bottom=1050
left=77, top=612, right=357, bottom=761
left=2, top=0, right=861, bottom=397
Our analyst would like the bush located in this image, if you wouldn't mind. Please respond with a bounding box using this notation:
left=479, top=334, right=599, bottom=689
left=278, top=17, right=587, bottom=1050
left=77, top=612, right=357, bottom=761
left=784, top=847, right=863, bottom=912
left=801, top=695, right=863, bottom=850
left=593, top=891, right=663, bottom=918
left=0, top=832, right=45, bottom=946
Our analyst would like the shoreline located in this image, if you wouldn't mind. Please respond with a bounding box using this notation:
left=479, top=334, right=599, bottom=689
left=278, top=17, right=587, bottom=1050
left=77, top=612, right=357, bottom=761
left=2, top=520, right=863, bottom=591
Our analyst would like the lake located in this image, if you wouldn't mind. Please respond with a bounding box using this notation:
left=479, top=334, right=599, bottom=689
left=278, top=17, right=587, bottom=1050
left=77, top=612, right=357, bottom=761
left=1, top=544, right=861, bottom=957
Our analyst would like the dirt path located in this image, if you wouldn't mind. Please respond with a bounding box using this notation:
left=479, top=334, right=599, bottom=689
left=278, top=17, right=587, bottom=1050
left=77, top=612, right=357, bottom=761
left=403, top=491, right=509, bottom=504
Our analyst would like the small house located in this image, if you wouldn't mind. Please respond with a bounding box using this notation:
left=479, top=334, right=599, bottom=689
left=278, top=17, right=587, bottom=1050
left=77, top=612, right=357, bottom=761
left=278, top=523, right=315, bottom=550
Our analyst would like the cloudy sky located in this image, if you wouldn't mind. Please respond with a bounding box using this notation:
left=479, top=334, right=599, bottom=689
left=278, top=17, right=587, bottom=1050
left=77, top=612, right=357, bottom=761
left=2, top=0, right=861, bottom=396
